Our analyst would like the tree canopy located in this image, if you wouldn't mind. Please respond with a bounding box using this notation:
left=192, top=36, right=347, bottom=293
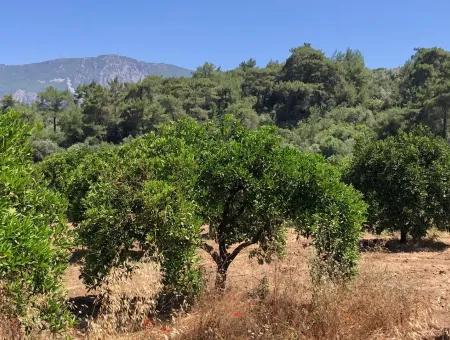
left=347, top=128, right=450, bottom=242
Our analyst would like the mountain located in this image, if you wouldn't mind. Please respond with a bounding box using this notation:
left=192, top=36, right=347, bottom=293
left=0, top=55, right=192, bottom=103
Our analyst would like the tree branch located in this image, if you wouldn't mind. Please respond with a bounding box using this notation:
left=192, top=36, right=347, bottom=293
left=201, top=242, right=221, bottom=265
left=227, top=240, right=254, bottom=263
left=227, top=229, right=264, bottom=263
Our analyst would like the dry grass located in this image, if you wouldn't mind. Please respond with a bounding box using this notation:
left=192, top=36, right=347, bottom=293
left=174, top=266, right=434, bottom=340
left=63, top=231, right=450, bottom=339
left=0, top=316, right=22, bottom=340
left=83, top=259, right=162, bottom=338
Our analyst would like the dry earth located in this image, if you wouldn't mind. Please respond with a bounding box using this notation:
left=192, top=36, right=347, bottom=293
left=65, top=231, right=450, bottom=338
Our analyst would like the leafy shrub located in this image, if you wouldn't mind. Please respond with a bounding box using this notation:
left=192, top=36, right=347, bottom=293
left=31, top=139, right=61, bottom=161
left=0, top=110, right=72, bottom=333
left=38, top=143, right=114, bottom=222
left=347, top=128, right=450, bottom=242
left=77, top=120, right=205, bottom=300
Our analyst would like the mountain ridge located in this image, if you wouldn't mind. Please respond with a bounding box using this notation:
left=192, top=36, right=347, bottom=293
left=0, top=55, right=192, bottom=103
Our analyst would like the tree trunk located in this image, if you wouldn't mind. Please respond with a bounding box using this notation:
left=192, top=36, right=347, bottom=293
left=53, top=116, right=57, bottom=133
left=215, top=267, right=227, bottom=291
left=400, top=229, right=408, bottom=243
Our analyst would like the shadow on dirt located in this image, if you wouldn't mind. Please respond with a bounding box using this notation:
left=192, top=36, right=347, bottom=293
left=68, top=294, right=100, bottom=330
left=69, top=249, right=88, bottom=264
left=360, top=238, right=449, bottom=253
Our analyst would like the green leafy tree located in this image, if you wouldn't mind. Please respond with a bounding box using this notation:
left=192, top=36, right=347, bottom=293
left=241, top=62, right=281, bottom=114
left=347, top=129, right=450, bottom=242
left=334, top=49, right=370, bottom=105
left=400, top=48, right=450, bottom=138
left=0, top=110, right=72, bottom=332
left=196, top=116, right=366, bottom=288
left=239, top=58, right=257, bottom=71
left=274, top=44, right=349, bottom=125
left=68, top=116, right=365, bottom=296
left=76, top=82, right=111, bottom=142
left=193, top=62, right=220, bottom=78
left=73, top=121, right=206, bottom=299
left=272, top=80, right=325, bottom=125
left=1, top=95, right=15, bottom=112
left=37, top=86, right=71, bottom=133
left=59, top=106, right=85, bottom=146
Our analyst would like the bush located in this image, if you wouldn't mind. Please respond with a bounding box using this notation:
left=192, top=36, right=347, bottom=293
left=347, top=128, right=450, bottom=242
left=76, top=120, right=205, bottom=300
left=31, top=139, right=61, bottom=161
left=37, top=143, right=93, bottom=194
left=0, top=110, right=72, bottom=333
left=70, top=116, right=366, bottom=303
left=38, top=143, right=115, bottom=223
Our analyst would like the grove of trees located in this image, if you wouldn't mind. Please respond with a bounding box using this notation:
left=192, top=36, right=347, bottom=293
left=3, top=44, right=450, bottom=335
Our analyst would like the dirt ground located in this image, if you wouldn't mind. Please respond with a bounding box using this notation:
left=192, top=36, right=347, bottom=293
left=65, top=231, right=450, bottom=337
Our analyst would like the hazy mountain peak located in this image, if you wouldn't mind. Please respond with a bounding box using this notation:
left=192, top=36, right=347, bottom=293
left=0, top=55, right=192, bottom=103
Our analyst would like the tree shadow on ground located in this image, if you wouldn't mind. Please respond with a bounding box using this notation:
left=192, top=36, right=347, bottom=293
left=360, top=238, right=449, bottom=253
left=69, top=249, right=88, bottom=264
left=68, top=294, right=100, bottom=331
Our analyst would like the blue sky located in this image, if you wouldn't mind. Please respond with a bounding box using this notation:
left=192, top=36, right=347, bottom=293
left=1, top=0, right=450, bottom=69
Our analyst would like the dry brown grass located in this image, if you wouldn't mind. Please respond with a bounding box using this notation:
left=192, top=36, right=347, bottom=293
left=64, top=231, right=450, bottom=339
left=83, top=259, right=162, bottom=338
left=174, top=265, right=434, bottom=340
left=0, top=316, right=22, bottom=340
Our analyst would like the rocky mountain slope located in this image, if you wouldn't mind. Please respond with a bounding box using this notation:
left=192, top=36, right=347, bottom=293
left=0, top=55, right=192, bottom=103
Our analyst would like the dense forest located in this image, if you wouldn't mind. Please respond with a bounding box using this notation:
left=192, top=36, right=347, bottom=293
left=2, top=44, right=450, bottom=162
left=2, top=44, right=450, bottom=337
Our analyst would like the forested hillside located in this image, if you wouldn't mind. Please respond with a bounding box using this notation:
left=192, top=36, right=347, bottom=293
left=2, top=44, right=449, bottom=162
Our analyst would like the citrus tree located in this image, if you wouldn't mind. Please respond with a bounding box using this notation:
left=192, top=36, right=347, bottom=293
left=75, top=120, right=206, bottom=300
left=196, top=116, right=366, bottom=288
left=347, top=128, right=450, bottom=242
left=0, top=110, right=72, bottom=332
left=62, top=116, right=366, bottom=297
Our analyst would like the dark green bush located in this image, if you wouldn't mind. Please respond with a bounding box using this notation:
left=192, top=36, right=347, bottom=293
left=347, top=128, right=450, bottom=242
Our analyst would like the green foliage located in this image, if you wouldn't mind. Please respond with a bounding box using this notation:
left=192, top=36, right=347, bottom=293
left=31, top=139, right=61, bottom=161
left=347, top=129, right=450, bottom=241
left=0, top=110, right=72, bottom=332
left=16, top=44, right=450, bottom=162
left=65, top=116, right=365, bottom=296
left=285, top=106, right=376, bottom=160
left=195, top=116, right=366, bottom=285
left=37, top=86, right=72, bottom=134
left=1, top=95, right=15, bottom=112
left=73, top=120, right=206, bottom=298
left=400, top=48, right=450, bottom=138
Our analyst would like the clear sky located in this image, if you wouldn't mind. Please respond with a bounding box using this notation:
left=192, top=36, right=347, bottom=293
left=1, top=0, right=450, bottom=70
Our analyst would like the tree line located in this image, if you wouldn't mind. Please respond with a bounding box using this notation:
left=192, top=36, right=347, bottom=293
left=2, top=44, right=450, bottom=161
